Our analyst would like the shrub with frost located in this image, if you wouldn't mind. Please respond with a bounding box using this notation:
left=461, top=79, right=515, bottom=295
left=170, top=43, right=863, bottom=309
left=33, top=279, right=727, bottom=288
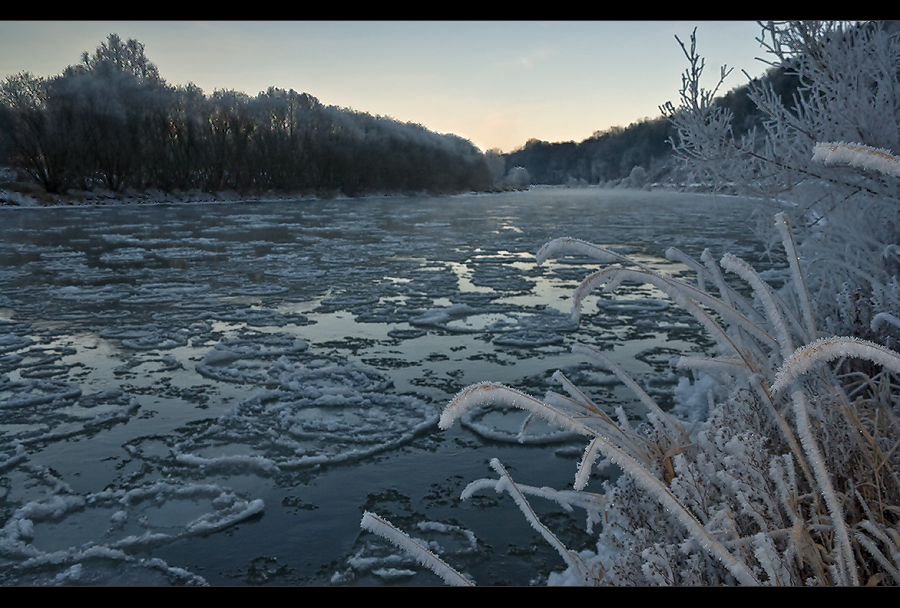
left=501, top=165, right=531, bottom=189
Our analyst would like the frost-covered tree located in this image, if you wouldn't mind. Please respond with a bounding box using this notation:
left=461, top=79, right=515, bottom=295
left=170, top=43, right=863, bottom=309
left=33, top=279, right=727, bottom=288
left=662, top=21, right=900, bottom=347
left=0, top=71, right=77, bottom=193
left=483, top=149, right=507, bottom=188
left=0, top=34, right=495, bottom=198
left=71, top=33, right=163, bottom=87
left=502, top=165, right=531, bottom=189
left=624, top=165, right=647, bottom=189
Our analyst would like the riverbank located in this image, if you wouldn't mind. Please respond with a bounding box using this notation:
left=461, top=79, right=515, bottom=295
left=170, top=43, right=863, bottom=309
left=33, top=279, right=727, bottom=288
left=0, top=165, right=692, bottom=209
left=0, top=181, right=529, bottom=208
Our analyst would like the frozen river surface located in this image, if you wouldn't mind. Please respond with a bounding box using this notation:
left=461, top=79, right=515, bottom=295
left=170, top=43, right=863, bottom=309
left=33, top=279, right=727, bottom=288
left=0, top=187, right=768, bottom=585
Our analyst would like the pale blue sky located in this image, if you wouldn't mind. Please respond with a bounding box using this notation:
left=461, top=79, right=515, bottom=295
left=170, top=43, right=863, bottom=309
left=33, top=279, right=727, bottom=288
left=0, top=21, right=771, bottom=152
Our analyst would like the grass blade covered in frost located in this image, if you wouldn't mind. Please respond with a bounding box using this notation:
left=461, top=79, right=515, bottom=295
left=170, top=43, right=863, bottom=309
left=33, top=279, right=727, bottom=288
left=359, top=511, right=474, bottom=586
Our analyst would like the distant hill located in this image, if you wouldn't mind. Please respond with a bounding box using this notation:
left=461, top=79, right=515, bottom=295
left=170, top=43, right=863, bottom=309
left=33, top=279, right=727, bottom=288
left=500, top=62, right=802, bottom=187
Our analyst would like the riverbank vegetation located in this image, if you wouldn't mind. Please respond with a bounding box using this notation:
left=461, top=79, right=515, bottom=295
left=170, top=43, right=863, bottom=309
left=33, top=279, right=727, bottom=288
left=364, top=21, right=900, bottom=586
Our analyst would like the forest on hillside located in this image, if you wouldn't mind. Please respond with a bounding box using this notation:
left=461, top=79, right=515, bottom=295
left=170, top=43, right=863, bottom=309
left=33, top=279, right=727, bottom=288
left=0, top=34, right=494, bottom=198
left=501, top=63, right=802, bottom=187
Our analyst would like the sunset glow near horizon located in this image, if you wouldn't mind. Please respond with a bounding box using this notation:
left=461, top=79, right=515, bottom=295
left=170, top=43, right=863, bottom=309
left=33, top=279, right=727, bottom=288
left=0, top=21, right=771, bottom=153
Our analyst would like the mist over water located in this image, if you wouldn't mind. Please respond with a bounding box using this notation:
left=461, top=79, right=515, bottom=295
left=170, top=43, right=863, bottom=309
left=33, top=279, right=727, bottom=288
left=0, top=188, right=769, bottom=585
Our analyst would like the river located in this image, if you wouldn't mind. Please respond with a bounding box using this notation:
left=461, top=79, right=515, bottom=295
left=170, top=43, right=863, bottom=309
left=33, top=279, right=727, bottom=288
left=0, top=187, right=771, bottom=585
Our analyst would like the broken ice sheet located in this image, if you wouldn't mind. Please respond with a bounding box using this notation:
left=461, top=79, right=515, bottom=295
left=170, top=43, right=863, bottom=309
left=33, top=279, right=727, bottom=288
left=177, top=353, right=439, bottom=472
left=0, top=465, right=263, bottom=579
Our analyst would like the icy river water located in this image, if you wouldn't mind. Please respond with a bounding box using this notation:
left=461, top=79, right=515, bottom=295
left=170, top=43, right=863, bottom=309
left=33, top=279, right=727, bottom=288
left=0, top=187, right=771, bottom=585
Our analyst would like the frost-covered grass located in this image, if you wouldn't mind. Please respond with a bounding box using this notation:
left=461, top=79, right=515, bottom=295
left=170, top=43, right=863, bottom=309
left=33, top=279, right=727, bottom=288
left=363, top=179, right=900, bottom=584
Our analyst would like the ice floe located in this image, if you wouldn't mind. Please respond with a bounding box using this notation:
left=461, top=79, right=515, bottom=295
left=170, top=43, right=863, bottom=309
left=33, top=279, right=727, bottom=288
left=183, top=353, right=438, bottom=471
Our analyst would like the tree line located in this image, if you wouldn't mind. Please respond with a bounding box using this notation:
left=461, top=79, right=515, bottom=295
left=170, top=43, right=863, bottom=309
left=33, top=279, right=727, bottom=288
left=0, top=34, right=494, bottom=197
left=502, top=117, right=676, bottom=186
left=0, top=32, right=814, bottom=198
left=499, top=60, right=803, bottom=188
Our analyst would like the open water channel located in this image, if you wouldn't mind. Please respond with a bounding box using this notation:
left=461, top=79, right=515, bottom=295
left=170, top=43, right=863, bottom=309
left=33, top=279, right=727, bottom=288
left=0, top=187, right=773, bottom=585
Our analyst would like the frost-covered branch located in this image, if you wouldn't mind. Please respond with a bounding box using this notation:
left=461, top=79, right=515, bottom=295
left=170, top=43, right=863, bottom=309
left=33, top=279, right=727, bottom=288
left=476, top=459, right=598, bottom=585
left=812, top=142, right=900, bottom=178
left=772, top=337, right=900, bottom=394
left=359, top=511, right=474, bottom=586
left=788, top=390, right=859, bottom=586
